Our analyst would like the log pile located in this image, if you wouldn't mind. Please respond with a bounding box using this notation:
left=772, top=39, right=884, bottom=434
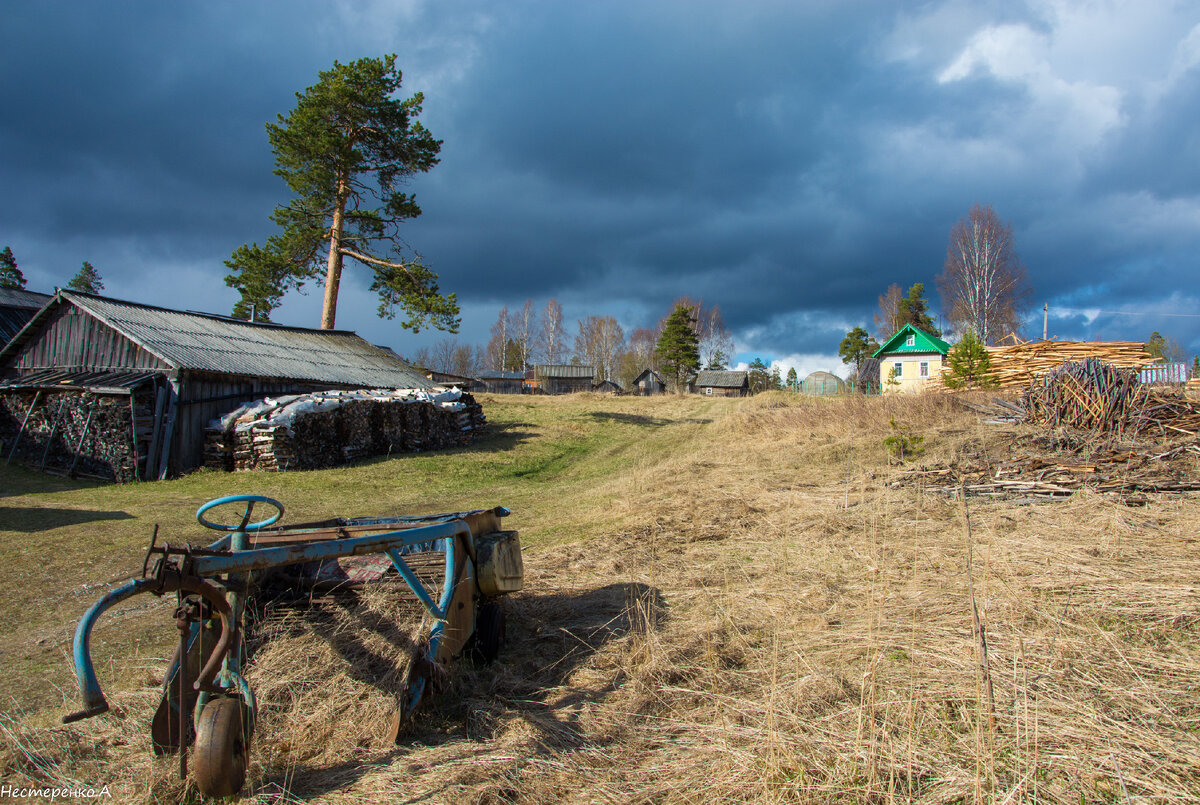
left=204, top=388, right=486, bottom=473
left=0, top=390, right=148, bottom=482
left=982, top=339, right=1154, bottom=389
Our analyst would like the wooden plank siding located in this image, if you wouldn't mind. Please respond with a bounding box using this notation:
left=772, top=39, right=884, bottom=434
left=13, top=306, right=169, bottom=372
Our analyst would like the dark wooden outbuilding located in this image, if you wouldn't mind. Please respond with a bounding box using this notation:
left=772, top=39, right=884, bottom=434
left=474, top=371, right=525, bottom=394
left=0, top=290, right=430, bottom=480
left=632, top=368, right=667, bottom=395
left=534, top=364, right=595, bottom=395
left=691, top=370, right=749, bottom=397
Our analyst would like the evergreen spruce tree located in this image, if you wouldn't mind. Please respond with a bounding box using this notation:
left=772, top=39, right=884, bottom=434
left=225, top=55, right=457, bottom=331
left=0, top=247, right=25, bottom=289
left=67, top=261, right=103, bottom=294
left=655, top=304, right=701, bottom=390
left=943, top=332, right=998, bottom=389
left=786, top=367, right=798, bottom=391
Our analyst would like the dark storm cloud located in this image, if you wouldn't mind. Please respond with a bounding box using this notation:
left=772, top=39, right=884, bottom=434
left=2, top=1, right=1199, bottom=370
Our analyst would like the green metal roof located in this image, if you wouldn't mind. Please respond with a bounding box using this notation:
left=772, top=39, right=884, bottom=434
left=872, top=324, right=951, bottom=358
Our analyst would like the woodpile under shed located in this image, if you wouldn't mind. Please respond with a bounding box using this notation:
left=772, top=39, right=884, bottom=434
left=1, top=389, right=151, bottom=482
left=981, top=339, right=1154, bottom=389
left=204, top=388, right=486, bottom=473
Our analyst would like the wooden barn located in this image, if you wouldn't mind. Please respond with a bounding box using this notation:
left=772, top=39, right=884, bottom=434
left=692, top=370, right=749, bottom=397
left=534, top=364, right=595, bottom=395
left=0, top=290, right=430, bottom=480
left=474, top=370, right=525, bottom=394
left=632, top=368, right=667, bottom=395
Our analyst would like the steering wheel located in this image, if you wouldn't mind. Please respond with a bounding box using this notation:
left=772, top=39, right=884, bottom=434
left=196, top=495, right=284, bottom=532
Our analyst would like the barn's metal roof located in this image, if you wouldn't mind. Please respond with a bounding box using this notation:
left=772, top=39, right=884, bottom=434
left=0, top=288, right=53, bottom=344
left=534, top=364, right=595, bottom=379
left=694, top=370, right=748, bottom=388
left=2, top=291, right=430, bottom=389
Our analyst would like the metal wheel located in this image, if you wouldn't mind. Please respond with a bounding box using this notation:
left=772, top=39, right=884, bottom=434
left=471, top=601, right=506, bottom=664
left=193, top=697, right=249, bottom=797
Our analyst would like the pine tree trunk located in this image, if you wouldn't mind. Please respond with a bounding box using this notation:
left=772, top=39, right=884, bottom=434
left=320, top=180, right=348, bottom=329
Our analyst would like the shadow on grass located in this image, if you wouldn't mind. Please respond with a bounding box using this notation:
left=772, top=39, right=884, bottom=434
left=0, top=505, right=134, bottom=532
left=586, top=411, right=669, bottom=427
left=258, top=581, right=666, bottom=801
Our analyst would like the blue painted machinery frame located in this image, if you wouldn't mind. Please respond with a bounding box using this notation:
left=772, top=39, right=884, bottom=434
left=63, top=494, right=515, bottom=797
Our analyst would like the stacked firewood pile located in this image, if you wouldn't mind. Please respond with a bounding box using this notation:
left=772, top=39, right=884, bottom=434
left=0, top=390, right=147, bottom=482
left=204, top=388, right=486, bottom=473
left=981, top=339, right=1153, bottom=389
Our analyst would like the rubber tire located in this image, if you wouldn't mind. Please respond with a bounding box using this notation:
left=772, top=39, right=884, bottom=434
left=193, top=697, right=248, bottom=797
left=472, top=602, right=506, bottom=664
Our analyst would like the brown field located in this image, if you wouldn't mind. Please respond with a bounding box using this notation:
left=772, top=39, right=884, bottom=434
left=2, top=391, right=1199, bottom=803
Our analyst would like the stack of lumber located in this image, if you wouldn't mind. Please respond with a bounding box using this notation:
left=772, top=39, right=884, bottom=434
left=203, top=388, right=486, bottom=473
left=983, top=339, right=1153, bottom=389
left=1020, top=358, right=1146, bottom=435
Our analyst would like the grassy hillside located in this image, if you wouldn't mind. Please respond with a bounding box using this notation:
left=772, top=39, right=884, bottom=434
left=2, top=392, right=1198, bottom=803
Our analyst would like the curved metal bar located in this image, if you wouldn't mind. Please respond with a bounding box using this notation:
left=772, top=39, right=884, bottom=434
left=63, top=578, right=157, bottom=723
left=401, top=534, right=461, bottom=718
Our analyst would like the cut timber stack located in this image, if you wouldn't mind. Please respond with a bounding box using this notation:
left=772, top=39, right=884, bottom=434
left=982, top=339, right=1153, bottom=389
left=203, top=388, right=486, bottom=473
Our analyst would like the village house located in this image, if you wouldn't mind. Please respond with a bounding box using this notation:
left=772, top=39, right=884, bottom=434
left=873, top=324, right=951, bottom=393
left=0, top=290, right=430, bottom=479
left=691, top=369, right=749, bottom=397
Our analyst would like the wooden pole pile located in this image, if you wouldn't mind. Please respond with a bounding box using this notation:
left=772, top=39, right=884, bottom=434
left=983, top=339, right=1153, bottom=389
left=203, top=388, right=486, bottom=473
left=1020, top=358, right=1147, bottom=435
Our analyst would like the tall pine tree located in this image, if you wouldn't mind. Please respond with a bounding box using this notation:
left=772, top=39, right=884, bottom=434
left=67, top=261, right=103, bottom=294
left=0, top=247, right=25, bottom=289
left=225, top=55, right=458, bottom=331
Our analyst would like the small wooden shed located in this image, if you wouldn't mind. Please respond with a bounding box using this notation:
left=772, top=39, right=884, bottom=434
left=632, top=368, right=667, bottom=395
left=0, top=290, right=430, bottom=479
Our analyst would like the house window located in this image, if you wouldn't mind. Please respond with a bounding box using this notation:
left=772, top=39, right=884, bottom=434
left=705, top=387, right=713, bottom=395
left=905, top=334, right=916, bottom=347
left=920, top=361, right=929, bottom=378
left=893, top=362, right=903, bottom=378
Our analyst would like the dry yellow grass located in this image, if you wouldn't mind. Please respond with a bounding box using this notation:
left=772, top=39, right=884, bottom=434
left=3, top=391, right=1199, bottom=803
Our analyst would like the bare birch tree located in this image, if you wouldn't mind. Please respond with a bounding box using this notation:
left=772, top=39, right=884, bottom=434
left=937, top=204, right=1032, bottom=344
left=575, top=315, right=624, bottom=381
left=514, top=299, right=535, bottom=370
left=487, top=305, right=509, bottom=371
left=539, top=298, right=567, bottom=365
left=874, top=283, right=904, bottom=340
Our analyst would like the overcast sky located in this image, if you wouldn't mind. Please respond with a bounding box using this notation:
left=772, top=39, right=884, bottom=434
left=3, top=1, right=1199, bottom=378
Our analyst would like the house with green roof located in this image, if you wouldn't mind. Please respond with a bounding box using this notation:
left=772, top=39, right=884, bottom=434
left=872, top=324, right=951, bottom=393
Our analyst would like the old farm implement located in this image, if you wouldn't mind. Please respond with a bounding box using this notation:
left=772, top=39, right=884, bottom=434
left=63, top=495, right=523, bottom=797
